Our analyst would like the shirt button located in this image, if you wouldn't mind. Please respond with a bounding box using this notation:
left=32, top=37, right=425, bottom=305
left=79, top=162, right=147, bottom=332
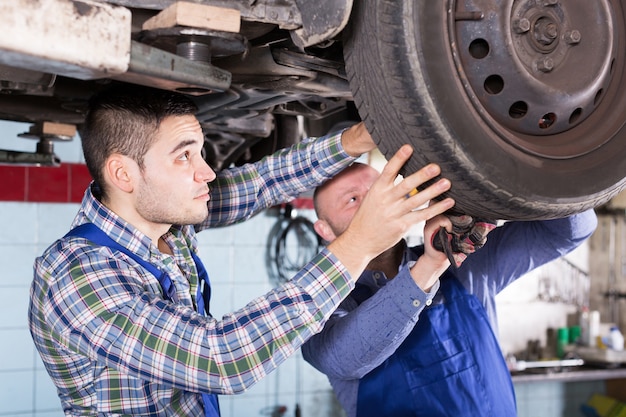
left=412, top=299, right=421, bottom=308
left=426, top=299, right=433, bottom=306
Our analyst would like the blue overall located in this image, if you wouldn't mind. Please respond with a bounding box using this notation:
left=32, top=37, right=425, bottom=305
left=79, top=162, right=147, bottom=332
left=65, top=223, right=220, bottom=417
left=356, top=275, right=516, bottom=417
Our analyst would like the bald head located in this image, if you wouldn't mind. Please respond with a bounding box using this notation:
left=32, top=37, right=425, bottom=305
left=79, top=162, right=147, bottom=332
left=313, top=162, right=380, bottom=242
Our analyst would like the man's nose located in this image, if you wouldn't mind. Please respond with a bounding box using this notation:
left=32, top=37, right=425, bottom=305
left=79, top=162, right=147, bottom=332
left=196, top=159, right=217, bottom=183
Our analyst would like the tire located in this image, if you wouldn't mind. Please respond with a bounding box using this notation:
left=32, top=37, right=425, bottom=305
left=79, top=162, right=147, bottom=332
left=344, top=0, right=626, bottom=220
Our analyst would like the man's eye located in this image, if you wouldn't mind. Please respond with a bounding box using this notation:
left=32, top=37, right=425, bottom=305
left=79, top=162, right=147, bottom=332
left=178, top=151, right=190, bottom=161
left=349, top=196, right=357, bottom=203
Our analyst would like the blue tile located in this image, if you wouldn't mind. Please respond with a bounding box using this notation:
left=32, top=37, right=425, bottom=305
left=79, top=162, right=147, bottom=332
left=37, top=203, right=80, bottom=245
left=0, top=203, right=38, bottom=244
left=299, top=359, right=333, bottom=392
left=0, top=369, right=34, bottom=415
left=232, top=246, right=271, bottom=285
left=232, top=212, right=276, bottom=246
left=197, top=245, right=233, bottom=285
left=208, top=283, right=233, bottom=318
left=297, top=389, right=346, bottom=417
left=230, top=282, right=273, bottom=312
left=197, top=224, right=235, bottom=246
left=0, top=329, right=36, bottom=370
left=523, top=397, right=555, bottom=417
left=34, top=369, right=63, bottom=414
left=33, top=347, right=47, bottom=371
left=215, top=395, right=234, bottom=417
left=0, top=286, right=31, bottom=329
left=0, top=244, right=37, bottom=284
left=33, top=411, right=64, bottom=417
left=230, top=392, right=271, bottom=417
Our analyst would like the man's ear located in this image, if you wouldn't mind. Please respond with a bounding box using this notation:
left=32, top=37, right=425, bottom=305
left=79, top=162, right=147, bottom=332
left=104, top=154, right=135, bottom=193
left=314, top=219, right=337, bottom=243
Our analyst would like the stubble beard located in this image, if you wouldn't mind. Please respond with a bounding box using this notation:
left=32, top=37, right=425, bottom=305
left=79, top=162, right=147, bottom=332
left=135, top=178, right=208, bottom=227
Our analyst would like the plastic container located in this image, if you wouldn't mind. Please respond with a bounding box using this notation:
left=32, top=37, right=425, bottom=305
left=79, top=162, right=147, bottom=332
left=580, top=307, right=590, bottom=346
left=589, top=310, right=601, bottom=347
left=609, top=326, right=624, bottom=351
left=569, top=325, right=582, bottom=344
left=557, top=327, right=570, bottom=358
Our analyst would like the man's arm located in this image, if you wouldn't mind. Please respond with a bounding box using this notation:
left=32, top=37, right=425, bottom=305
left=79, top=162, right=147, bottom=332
left=454, top=209, right=597, bottom=328
left=456, top=209, right=598, bottom=296
left=302, top=269, right=435, bottom=379
left=302, top=215, right=453, bottom=379
left=35, top=243, right=358, bottom=395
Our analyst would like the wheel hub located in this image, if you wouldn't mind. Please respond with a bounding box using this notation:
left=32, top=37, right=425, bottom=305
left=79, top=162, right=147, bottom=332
left=454, top=0, right=616, bottom=143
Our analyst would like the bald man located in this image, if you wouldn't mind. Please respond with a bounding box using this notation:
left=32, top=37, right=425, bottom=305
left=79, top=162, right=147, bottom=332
left=303, top=162, right=597, bottom=417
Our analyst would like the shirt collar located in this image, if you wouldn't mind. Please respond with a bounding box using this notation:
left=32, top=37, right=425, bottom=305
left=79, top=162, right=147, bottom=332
left=359, top=239, right=418, bottom=286
left=70, top=182, right=161, bottom=260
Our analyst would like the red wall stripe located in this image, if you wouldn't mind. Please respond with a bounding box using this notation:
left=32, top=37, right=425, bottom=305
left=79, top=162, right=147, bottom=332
left=0, top=163, right=314, bottom=208
left=0, top=163, right=92, bottom=203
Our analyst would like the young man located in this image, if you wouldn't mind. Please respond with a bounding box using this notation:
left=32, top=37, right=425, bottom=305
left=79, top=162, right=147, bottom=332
left=28, top=87, right=455, bottom=416
left=303, top=162, right=598, bottom=417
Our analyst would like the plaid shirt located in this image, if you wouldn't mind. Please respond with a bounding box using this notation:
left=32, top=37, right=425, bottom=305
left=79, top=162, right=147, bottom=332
left=29, top=132, right=356, bottom=416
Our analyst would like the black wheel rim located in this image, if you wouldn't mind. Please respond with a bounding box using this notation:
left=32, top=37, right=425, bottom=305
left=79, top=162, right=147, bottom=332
left=450, top=0, right=623, bottom=159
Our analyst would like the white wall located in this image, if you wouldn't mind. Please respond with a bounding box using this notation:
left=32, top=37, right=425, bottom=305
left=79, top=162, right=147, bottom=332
left=496, top=242, right=591, bottom=357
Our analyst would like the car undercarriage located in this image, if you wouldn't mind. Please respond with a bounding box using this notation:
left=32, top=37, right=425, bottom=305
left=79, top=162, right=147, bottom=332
left=1, top=0, right=625, bottom=220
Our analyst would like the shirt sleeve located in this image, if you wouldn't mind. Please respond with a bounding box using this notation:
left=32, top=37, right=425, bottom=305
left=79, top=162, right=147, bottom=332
left=302, top=267, right=439, bottom=380
left=36, top=245, right=355, bottom=395
left=454, top=209, right=598, bottom=324
left=199, top=130, right=354, bottom=229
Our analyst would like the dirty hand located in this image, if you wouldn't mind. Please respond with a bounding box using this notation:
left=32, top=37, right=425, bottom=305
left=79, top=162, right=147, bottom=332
left=432, top=215, right=498, bottom=268
left=409, top=214, right=456, bottom=292
left=328, top=144, right=455, bottom=278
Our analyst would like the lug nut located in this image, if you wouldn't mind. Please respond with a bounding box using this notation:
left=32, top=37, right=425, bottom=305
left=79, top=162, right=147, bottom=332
left=513, top=18, right=531, bottom=34
left=537, top=57, right=554, bottom=72
left=564, top=30, right=581, bottom=45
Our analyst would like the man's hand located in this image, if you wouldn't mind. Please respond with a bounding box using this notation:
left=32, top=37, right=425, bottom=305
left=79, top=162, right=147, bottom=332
left=410, top=214, right=455, bottom=292
left=340, top=122, right=376, bottom=157
left=328, top=144, right=455, bottom=279
left=432, top=215, right=497, bottom=268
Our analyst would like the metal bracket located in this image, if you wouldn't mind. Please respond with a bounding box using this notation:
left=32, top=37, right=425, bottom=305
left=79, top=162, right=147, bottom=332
left=291, top=0, right=353, bottom=48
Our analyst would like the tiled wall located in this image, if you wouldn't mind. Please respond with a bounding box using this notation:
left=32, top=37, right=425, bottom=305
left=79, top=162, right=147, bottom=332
left=0, top=121, right=604, bottom=417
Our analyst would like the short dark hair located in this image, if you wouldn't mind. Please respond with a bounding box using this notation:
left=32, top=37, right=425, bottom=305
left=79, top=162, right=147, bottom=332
left=80, top=85, right=198, bottom=196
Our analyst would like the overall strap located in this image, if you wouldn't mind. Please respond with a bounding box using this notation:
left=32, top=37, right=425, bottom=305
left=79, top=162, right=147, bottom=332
left=65, top=223, right=212, bottom=314
left=65, top=223, right=176, bottom=301
left=192, top=251, right=211, bottom=316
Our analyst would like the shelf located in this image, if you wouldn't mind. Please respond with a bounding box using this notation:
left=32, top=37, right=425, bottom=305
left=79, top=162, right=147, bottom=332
left=511, top=366, right=626, bottom=383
